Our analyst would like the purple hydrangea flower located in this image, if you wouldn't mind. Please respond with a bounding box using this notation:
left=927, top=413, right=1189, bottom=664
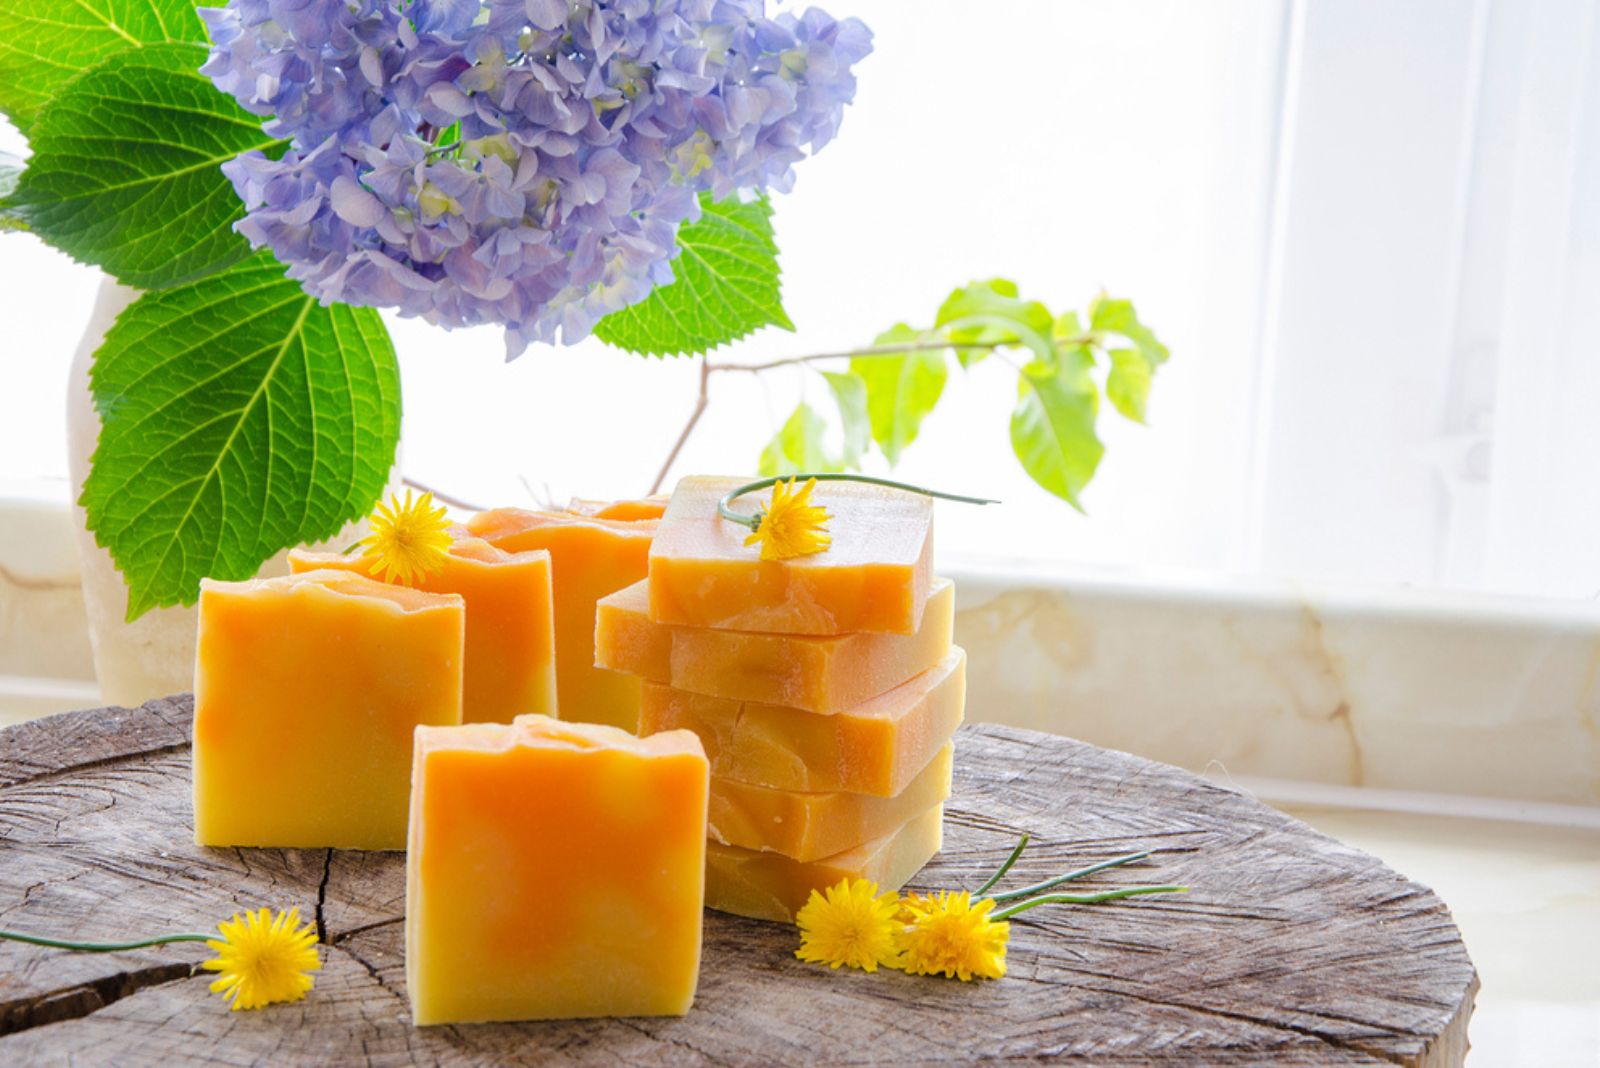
left=200, top=0, right=872, bottom=354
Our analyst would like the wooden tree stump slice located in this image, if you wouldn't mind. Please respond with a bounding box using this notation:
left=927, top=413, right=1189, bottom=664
left=0, top=697, right=1476, bottom=1066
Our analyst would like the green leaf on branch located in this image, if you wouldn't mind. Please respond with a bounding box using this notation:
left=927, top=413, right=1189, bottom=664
left=1010, top=351, right=1103, bottom=511
left=757, top=402, right=842, bottom=477
left=0, top=0, right=204, bottom=133
left=851, top=324, right=949, bottom=465
left=935, top=278, right=1055, bottom=367
left=1090, top=295, right=1169, bottom=367
left=81, top=251, right=401, bottom=621
left=820, top=370, right=869, bottom=469
left=1106, top=348, right=1153, bottom=423
left=594, top=192, right=793, bottom=357
left=2, top=42, right=285, bottom=288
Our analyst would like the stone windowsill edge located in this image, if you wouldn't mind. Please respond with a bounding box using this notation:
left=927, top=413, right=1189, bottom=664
left=944, top=557, right=1600, bottom=815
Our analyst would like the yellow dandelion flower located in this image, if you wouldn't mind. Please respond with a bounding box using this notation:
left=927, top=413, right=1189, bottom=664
left=898, top=890, right=1009, bottom=981
left=795, top=878, right=903, bottom=973
left=361, top=489, right=453, bottom=585
left=202, top=907, right=321, bottom=1011
left=745, top=477, right=832, bottom=561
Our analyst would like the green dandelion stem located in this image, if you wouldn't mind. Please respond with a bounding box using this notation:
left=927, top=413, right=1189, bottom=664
left=718, top=474, right=999, bottom=531
left=0, top=928, right=212, bottom=952
left=989, top=850, right=1152, bottom=903
left=973, top=833, right=1030, bottom=896
left=991, top=884, right=1188, bottom=920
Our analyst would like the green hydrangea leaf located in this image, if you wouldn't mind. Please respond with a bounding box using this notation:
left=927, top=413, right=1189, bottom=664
left=0, top=0, right=203, bottom=133
left=820, top=369, right=869, bottom=469
left=1106, top=347, right=1152, bottom=423
left=81, top=251, right=401, bottom=621
left=851, top=324, right=949, bottom=465
left=1090, top=295, right=1169, bottom=367
left=594, top=191, right=794, bottom=357
left=3, top=42, right=286, bottom=288
left=935, top=278, right=1055, bottom=368
left=1010, top=351, right=1103, bottom=511
left=757, top=401, right=842, bottom=477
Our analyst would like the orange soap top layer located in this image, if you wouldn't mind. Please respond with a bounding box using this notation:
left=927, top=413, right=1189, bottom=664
left=648, top=475, right=934, bottom=635
left=597, top=577, right=954, bottom=714
left=467, top=507, right=658, bottom=732
left=289, top=535, right=555, bottom=724
left=709, top=744, right=953, bottom=862
left=638, top=649, right=966, bottom=796
left=567, top=495, right=668, bottom=521
left=706, top=804, right=944, bottom=922
left=407, top=715, right=708, bottom=1024
left=193, top=570, right=464, bottom=850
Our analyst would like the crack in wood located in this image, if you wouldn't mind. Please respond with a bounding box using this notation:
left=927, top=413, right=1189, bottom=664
left=314, top=849, right=333, bottom=945
left=0, top=961, right=197, bottom=1038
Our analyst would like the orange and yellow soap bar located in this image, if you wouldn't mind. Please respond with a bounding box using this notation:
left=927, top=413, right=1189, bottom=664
left=468, top=504, right=661, bottom=731
left=706, top=804, right=945, bottom=923
left=709, top=744, right=953, bottom=862
left=289, top=533, right=555, bottom=724
left=407, top=715, right=708, bottom=1024
left=596, top=577, right=954, bottom=714
left=638, top=650, right=967, bottom=796
left=193, top=569, right=464, bottom=850
left=647, top=475, right=934, bottom=635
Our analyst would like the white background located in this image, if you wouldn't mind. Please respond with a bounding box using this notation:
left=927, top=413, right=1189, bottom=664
left=3, top=0, right=1597, bottom=598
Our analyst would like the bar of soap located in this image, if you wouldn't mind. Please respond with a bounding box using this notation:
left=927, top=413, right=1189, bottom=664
left=638, top=650, right=966, bottom=796
left=288, top=534, right=555, bottom=724
left=648, top=475, right=934, bottom=635
left=193, top=570, right=464, bottom=850
left=407, top=715, right=708, bottom=1025
left=467, top=507, right=658, bottom=732
left=709, top=744, right=953, bottom=862
left=596, top=577, right=954, bottom=714
left=706, top=804, right=944, bottom=922
left=566, top=496, right=668, bottom=521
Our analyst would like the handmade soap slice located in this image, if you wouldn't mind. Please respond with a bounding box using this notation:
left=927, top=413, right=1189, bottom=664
left=597, top=577, right=954, bottom=714
left=407, top=715, right=708, bottom=1025
left=709, top=744, right=953, bottom=862
left=566, top=496, right=668, bottom=521
left=468, top=506, right=658, bottom=732
left=193, top=569, right=464, bottom=850
left=289, top=535, right=555, bottom=724
left=706, top=804, right=944, bottom=922
left=648, top=475, right=934, bottom=635
left=638, top=650, right=966, bottom=796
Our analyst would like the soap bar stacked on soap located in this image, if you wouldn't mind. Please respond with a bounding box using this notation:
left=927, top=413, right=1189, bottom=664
left=597, top=475, right=966, bottom=922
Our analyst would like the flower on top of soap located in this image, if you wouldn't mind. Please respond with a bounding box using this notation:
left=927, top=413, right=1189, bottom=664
left=204, top=907, right=322, bottom=1011
left=361, top=490, right=453, bottom=585
left=746, top=477, right=833, bottom=561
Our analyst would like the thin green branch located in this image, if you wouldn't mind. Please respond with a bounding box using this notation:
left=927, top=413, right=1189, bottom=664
left=991, top=884, right=1187, bottom=920
left=0, top=929, right=212, bottom=952
left=973, top=834, right=1029, bottom=896
left=990, top=851, right=1152, bottom=903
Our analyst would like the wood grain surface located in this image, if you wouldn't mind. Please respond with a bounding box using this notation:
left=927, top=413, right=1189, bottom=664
left=0, top=696, right=1476, bottom=1066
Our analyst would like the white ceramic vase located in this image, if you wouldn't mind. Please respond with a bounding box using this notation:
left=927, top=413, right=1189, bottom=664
left=66, top=276, right=401, bottom=707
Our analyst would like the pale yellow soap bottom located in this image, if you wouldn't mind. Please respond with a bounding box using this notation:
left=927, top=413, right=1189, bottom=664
left=705, top=804, right=945, bottom=923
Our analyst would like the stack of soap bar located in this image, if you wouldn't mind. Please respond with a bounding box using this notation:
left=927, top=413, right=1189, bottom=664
left=467, top=500, right=664, bottom=731
left=407, top=715, right=707, bottom=1024
left=193, top=569, right=464, bottom=850
left=288, top=533, right=555, bottom=724
left=599, top=475, right=965, bottom=922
